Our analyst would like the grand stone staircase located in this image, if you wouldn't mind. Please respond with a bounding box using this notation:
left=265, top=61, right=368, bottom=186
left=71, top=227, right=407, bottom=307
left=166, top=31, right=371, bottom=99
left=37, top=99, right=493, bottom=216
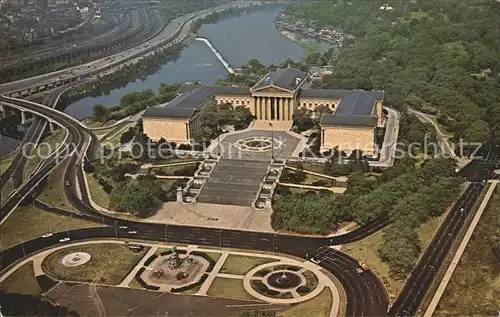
left=196, top=159, right=270, bottom=206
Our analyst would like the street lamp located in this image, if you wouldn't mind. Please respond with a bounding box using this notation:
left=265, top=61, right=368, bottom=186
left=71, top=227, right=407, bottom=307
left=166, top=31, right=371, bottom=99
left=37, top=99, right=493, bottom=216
left=217, top=120, right=221, bottom=157
left=269, top=122, right=274, bottom=161
left=219, top=229, right=223, bottom=248
left=272, top=234, right=276, bottom=253
left=164, top=224, right=168, bottom=243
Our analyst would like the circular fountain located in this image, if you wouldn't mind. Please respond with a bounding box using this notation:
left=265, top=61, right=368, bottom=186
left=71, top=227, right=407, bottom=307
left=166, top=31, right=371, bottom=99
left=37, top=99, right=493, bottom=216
left=61, top=252, right=92, bottom=267
left=234, top=136, right=283, bottom=152
left=267, top=271, right=302, bottom=289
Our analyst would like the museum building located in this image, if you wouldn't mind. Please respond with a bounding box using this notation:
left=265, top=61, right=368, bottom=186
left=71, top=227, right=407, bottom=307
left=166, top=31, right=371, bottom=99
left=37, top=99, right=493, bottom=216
left=142, top=67, right=385, bottom=155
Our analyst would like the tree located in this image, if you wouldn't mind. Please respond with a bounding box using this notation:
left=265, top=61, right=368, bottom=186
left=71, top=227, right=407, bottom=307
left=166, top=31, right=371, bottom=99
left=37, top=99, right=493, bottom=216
left=120, top=126, right=136, bottom=144
left=92, top=104, right=108, bottom=122
left=272, top=194, right=342, bottom=234
left=379, top=221, right=421, bottom=279
left=462, top=119, right=490, bottom=145
left=109, top=182, right=159, bottom=217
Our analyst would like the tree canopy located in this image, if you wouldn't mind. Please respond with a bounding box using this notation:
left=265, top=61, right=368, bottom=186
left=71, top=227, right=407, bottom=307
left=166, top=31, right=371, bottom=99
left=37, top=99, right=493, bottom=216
left=286, top=0, right=500, bottom=144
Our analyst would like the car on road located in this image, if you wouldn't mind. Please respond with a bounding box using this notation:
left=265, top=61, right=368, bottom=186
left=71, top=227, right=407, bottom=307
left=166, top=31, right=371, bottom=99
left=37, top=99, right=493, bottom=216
left=119, top=225, right=128, bottom=229
left=42, top=233, right=53, bottom=238
left=128, top=230, right=137, bottom=234
left=65, top=181, right=70, bottom=186
left=59, top=237, right=70, bottom=243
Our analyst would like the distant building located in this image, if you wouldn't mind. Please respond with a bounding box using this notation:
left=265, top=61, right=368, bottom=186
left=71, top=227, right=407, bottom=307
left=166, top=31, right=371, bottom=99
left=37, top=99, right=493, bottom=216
left=142, top=68, right=384, bottom=156
left=5, top=0, right=25, bottom=6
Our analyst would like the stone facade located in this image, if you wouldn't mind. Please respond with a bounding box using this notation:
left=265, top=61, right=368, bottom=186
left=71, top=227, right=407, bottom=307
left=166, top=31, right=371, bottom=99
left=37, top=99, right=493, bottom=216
left=321, top=126, right=376, bottom=155
left=141, top=68, right=385, bottom=153
left=143, top=118, right=189, bottom=142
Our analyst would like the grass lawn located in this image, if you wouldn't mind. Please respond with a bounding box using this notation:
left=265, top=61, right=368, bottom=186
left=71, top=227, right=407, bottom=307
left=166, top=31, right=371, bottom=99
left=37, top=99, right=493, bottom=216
left=151, top=158, right=201, bottom=165
left=219, top=255, right=278, bottom=275
left=24, top=130, right=67, bottom=178
left=159, top=179, right=177, bottom=191
left=207, top=277, right=256, bottom=301
left=0, top=206, right=102, bottom=250
left=38, top=159, right=73, bottom=210
left=103, top=123, right=134, bottom=148
left=287, top=162, right=324, bottom=174
left=1, top=180, right=14, bottom=205
left=128, top=277, right=144, bottom=290
left=278, top=287, right=332, bottom=317
left=416, top=211, right=447, bottom=250
left=0, top=150, right=16, bottom=174
left=86, top=173, right=110, bottom=208
left=42, top=243, right=148, bottom=285
left=435, top=186, right=500, bottom=315
left=203, top=251, right=222, bottom=263
left=180, top=283, right=203, bottom=295
left=152, top=163, right=198, bottom=176
left=0, top=262, right=40, bottom=296
left=288, top=187, right=322, bottom=195
left=302, top=173, right=333, bottom=187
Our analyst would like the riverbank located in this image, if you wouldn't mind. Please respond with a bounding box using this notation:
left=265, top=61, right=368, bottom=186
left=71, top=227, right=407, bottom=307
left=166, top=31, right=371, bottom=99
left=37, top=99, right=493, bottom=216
left=67, top=3, right=264, bottom=107
left=63, top=5, right=321, bottom=120
left=279, top=30, right=323, bottom=56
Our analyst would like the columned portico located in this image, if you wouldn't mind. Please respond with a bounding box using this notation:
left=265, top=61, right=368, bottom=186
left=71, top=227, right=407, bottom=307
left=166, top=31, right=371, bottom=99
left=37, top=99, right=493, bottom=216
left=253, top=96, right=295, bottom=121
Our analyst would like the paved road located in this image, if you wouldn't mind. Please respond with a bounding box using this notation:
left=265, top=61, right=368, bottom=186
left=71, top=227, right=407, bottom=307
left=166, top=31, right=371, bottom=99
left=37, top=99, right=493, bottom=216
left=0, top=86, right=72, bottom=190
left=0, top=1, right=260, bottom=94
left=0, top=95, right=391, bottom=314
left=388, top=157, right=496, bottom=316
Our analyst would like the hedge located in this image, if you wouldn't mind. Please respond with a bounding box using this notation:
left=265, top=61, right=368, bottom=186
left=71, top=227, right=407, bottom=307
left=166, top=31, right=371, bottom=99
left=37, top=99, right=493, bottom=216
left=190, top=251, right=217, bottom=272
left=170, top=273, right=209, bottom=293
left=143, top=255, right=157, bottom=267
left=134, top=267, right=160, bottom=291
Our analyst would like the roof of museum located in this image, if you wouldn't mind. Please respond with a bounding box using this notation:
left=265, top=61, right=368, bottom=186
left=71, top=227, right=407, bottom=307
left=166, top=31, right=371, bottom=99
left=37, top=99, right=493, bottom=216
left=320, top=114, right=377, bottom=128
left=142, top=86, right=213, bottom=119
left=179, top=85, right=250, bottom=96
left=252, top=68, right=308, bottom=92
left=299, top=88, right=384, bottom=102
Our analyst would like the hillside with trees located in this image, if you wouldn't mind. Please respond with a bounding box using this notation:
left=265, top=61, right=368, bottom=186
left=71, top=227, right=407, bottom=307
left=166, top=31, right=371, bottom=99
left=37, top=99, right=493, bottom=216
left=286, top=0, right=500, bottom=146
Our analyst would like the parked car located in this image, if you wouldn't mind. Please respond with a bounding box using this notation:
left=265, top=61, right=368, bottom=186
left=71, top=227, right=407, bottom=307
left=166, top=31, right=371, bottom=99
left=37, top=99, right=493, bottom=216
left=42, top=233, right=53, bottom=238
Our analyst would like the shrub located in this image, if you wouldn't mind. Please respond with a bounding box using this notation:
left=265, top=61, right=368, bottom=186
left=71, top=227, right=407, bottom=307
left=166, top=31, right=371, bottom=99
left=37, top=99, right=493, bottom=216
left=170, top=273, right=208, bottom=293
left=297, top=285, right=310, bottom=295
left=190, top=251, right=217, bottom=272
left=143, top=255, right=157, bottom=267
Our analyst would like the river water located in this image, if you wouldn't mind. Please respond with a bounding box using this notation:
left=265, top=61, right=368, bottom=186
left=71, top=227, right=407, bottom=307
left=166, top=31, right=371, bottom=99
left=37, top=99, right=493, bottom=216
left=1, top=5, right=331, bottom=155
left=64, top=5, right=332, bottom=120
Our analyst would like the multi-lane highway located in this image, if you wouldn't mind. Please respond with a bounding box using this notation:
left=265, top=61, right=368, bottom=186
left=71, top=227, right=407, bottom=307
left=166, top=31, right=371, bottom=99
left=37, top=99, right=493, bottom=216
left=0, top=94, right=390, bottom=315
left=1, top=2, right=498, bottom=316
left=2, top=89, right=498, bottom=316
left=0, top=86, right=72, bottom=190
left=388, top=157, right=496, bottom=316
left=1, top=2, right=165, bottom=82
left=0, top=1, right=261, bottom=95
